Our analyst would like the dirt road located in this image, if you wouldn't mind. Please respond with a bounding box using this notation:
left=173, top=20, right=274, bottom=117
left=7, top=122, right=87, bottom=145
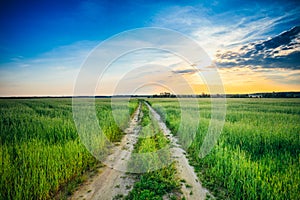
left=147, top=103, right=211, bottom=200
left=70, top=101, right=211, bottom=200
left=70, top=103, right=142, bottom=200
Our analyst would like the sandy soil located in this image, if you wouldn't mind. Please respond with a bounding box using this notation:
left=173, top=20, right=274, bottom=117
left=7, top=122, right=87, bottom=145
left=69, top=103, right=141, bottom=200
left=147, top=103, right=212, bottom=200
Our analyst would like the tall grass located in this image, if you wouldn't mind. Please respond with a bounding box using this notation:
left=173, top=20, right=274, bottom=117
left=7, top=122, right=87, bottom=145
left=0, top=98, right=138, bottom=200
left=125, top=101, right=180, bottom=200
left=150, top=98, right=300, bottom=200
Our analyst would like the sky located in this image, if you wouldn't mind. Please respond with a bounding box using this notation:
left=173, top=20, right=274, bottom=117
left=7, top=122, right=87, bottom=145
left=0, top=0, right=299, bottom=96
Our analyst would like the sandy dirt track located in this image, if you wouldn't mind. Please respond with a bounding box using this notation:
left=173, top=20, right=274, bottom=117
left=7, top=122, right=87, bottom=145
left=69, top=103, right=141, bottom=200
left=70, top=102, right=211, bottom=200
left=147, top=103, right=211, bottom=200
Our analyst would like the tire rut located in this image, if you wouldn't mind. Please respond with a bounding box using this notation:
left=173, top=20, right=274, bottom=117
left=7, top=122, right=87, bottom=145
left=70, top=101, right=212, bottom=200
left=146, top=102, right=212, bottom=200
left=69, top=103, right=142, bottom=200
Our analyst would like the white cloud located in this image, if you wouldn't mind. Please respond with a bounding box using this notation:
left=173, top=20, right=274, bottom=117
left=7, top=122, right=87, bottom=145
left=151, top=5, right=300, bottom=58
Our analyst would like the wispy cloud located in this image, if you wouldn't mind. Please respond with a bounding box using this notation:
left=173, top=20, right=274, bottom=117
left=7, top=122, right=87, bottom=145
left=215, top=26, right=300, bottom=69
left=150, top=4, right=300, bottom=90
left=152, top=5, right=300, bottom=58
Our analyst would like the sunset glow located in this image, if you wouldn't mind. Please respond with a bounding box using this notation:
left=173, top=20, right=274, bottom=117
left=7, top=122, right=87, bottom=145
left=0, top=1, right=299, bottom=96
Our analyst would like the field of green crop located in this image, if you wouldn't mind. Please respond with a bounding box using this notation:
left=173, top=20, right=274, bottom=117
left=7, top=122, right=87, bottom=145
left=149, top=98, right=300, bottom=200
left=1, top=98, right=299, bottom=200
left=0, top=98, right=138, bottom=200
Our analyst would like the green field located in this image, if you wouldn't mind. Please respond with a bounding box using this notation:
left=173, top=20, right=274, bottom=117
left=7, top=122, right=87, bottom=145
left=149, top=98, right=300, bottom=199
left=0, top=98, right=138, bottom=200
left=1, top=98, right=299, bottom=199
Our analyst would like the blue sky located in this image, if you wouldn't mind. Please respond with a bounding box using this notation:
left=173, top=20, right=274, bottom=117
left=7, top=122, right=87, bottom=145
left=0, top=0, right=299, bottom=96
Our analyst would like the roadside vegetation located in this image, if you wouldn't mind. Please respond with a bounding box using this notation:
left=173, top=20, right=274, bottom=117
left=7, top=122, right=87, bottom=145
left=0, top=98, right=138, bottom=200
left=150, top=98, right=300, bottom=200
left=125, top=101, right=181, bottom=200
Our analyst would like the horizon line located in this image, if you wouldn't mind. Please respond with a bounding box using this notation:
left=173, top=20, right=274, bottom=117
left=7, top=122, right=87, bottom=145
left=0, top=91, right=300, bottom=98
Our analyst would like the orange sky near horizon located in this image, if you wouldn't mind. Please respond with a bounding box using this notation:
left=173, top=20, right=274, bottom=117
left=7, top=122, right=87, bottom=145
left=184, top=67, right=300, bottom=95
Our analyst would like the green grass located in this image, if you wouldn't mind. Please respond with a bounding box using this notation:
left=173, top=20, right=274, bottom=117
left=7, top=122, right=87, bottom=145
left=0, top=98, right=138, bottom=200
left=149, top=98, right=300, bottom=200
left=125, top=101, right=181, bottom=200
left=2, top=98, right=299, bottom=199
